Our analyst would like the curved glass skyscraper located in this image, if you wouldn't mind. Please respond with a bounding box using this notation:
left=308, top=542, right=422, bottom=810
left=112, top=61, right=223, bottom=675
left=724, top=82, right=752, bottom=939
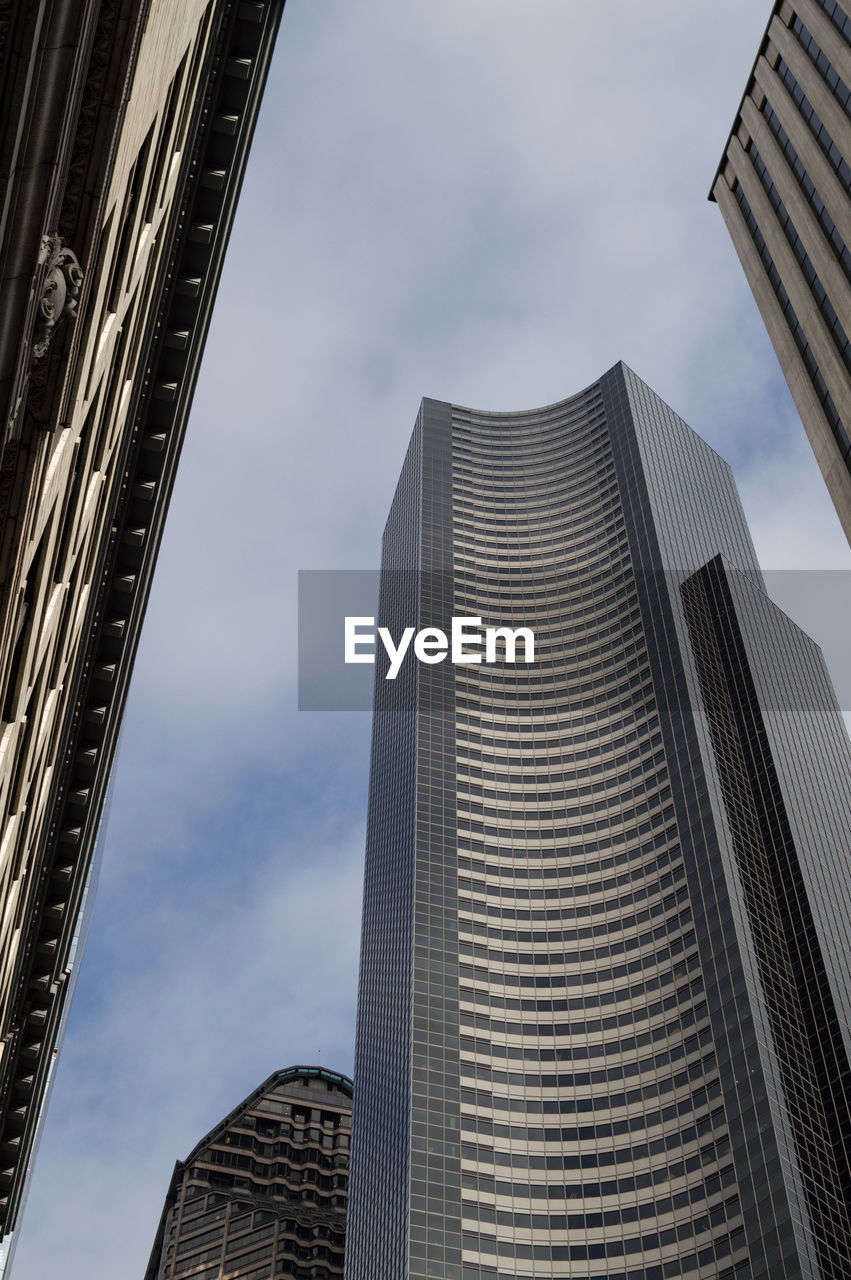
left=344, top=362, right=851, bottom=1280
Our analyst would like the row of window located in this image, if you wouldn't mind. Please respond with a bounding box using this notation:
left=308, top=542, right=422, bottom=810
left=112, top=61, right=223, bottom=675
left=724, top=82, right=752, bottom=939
left=223, top=1127, right=348, bottom=1152
left=456, top=725, right=663, bottom=776
left=199, top=1152, right=347, bottom=1189
left=179, top=1190, right=250, bottom=1225
left=791, top=14, right=851, bottom=115
left=452, top=490, right=620, bottom=527
left=458, top=1037, right=715, bottom=1098
left=460, top=1060, right=716, bottom=1123
left=218, top=1136, right=348, bottom=1167
left=461, top=1220, right=744, bottom=1271
left=458, top=779, right=671, bottom=833
left=453, top=513, right=619, bottom=545
left=457, top=897, right=692, bottom=955
left=459, top=1126, right=730, bottom=1185
left=459, top=973, right=705, bottom=1045
left=813, top=0, right=851, bottom=41
left=453, top=406, right=605, bottom=432
left=457, top=864, right=683, bottom=928
left=453, top=540, right=625, bottom=569
left=453, top=559, right=630, bottom=593
left=459, top=1153, right=734, bottom=1211
left=459, top=1102, right=727, bottom=1171
left=455, top=778, right=665, bottom=839
left=451, top=449, right=610, bottom=483
left=460, top=852, right=679, bottom=897
left=458, top=868, right=685, bottom=930
left=460, top=836, right=683, bottom=907
left=461, top=1186, right=740, bottom=1244
left=458, top=995, right=708, bottom=1066
left=748, top=141, right=851, bottom=378
left=452, top=607, right=644, bottom=659
left=458, top=922, right=693, bottom=992
left=454, top=518, right=628, bottom=564
left=452, top=459, right=613, bottom=494
left=452, top=450, right=613, bottom=487
left=454, top=657, right=646, bottom=691
left=459, top=815, right=663, bottom=854
left=775, top=52, right=851, bottom=190
left=188, top=1170, right=345, bottom=1210
left=456, top=699, right=658, bottom=752
left=733, top=180, right=851, bottom=457
left=761, top=99, right=851, bottom=275
left=456, top=842, right=676, bottom=902
left=176, top=1223, right=223, bottom=1253
left=452, top=405, right=605, bottom=442
left=451, top=476, right=617, bottom=511
left=459, top=950, right=700, bottom=1019
left=452, top=490, right=622, bottom=532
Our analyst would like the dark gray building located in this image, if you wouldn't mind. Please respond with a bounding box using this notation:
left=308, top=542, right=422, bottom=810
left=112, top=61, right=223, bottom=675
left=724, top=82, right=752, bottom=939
left=144, top=1066, right=351, bottom=1280
left=713, top=0, right=851, bottom=542
left=345, top=362, right=851, bottom=1280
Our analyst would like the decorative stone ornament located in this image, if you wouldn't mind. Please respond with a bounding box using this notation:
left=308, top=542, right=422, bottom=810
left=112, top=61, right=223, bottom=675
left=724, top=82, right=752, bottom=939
left=32, top=233, right=83, bottom=360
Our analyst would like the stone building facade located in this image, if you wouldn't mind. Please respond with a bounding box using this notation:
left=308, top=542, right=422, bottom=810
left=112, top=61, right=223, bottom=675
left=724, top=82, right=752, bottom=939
left=0, top=0, right=284, bottom=1257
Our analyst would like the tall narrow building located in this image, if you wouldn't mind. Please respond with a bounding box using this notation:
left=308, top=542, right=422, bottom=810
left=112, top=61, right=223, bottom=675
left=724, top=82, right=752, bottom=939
left=144, top=1066, right=352, bottom=1280
left=0, top=0, right=284, bottom=1260
left=713, top=0, right=851, bottom=542
left=345, top=362, right=851, bottom=1280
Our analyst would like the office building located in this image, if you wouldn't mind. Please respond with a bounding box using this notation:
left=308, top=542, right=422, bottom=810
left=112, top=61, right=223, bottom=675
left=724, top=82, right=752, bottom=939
left=345, top=362, right=851, bottom=1280
left=144, top=1066, right=352, bottom=1280
left=713, top=0, right=851, bottom=542
left=0, top=0, right=284, bottom=1257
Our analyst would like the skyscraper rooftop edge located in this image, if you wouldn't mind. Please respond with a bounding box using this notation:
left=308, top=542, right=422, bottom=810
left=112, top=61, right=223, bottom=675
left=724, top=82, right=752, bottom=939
left=182, top=1066, right=354, bottom=1167
left=429, top=360, right=741, bottom=482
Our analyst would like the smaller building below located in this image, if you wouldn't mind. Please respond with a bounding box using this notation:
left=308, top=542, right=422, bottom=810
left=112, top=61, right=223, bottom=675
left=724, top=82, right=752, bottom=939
left=144, top=1066, right=352, bottom=1280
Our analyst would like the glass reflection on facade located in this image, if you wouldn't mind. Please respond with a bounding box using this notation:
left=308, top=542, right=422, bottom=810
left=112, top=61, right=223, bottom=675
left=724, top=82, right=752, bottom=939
left=344, top=362, right=851, bottom=1280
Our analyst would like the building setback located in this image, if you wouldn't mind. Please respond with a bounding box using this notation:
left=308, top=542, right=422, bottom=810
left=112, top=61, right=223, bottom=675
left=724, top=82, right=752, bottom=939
left=0, top=0, right=284, bottom=1260
left=712, top=0, right=851, bottom=543
left=144, top=1066, right=351, bottom=1280
left=344, top=362, right=851, bottom=1280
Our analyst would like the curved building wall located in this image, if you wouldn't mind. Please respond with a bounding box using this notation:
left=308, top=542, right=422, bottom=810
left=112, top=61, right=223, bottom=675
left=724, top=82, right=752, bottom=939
left=344, top=362, right=851, bottom=1280
left=450, top=381, right=744, bottom=1279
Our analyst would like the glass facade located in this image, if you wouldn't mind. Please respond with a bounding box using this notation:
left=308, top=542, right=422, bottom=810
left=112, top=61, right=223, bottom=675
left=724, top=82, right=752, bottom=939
left=344, top=363, right=851, bottom=1280
left=144, top=1066, right=352, bottom=1280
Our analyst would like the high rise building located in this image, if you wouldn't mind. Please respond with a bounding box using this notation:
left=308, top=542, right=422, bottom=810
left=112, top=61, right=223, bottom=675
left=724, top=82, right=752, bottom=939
left=712, top=0, right=851, bottom=543
left=144, top=1066, right=352, bottom=1280
left=345, top=362, right=851, bottom=1280
left=0, top=0, right=284, bottom=1258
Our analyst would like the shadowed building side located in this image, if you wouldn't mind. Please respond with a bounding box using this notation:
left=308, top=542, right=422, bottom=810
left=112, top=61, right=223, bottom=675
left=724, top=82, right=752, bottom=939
left=0, top=0, right=285, bottom=1262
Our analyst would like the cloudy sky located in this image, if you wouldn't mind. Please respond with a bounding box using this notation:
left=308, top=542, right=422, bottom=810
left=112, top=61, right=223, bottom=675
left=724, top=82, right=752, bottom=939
left=12, top=1, right=851, bottom=1276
